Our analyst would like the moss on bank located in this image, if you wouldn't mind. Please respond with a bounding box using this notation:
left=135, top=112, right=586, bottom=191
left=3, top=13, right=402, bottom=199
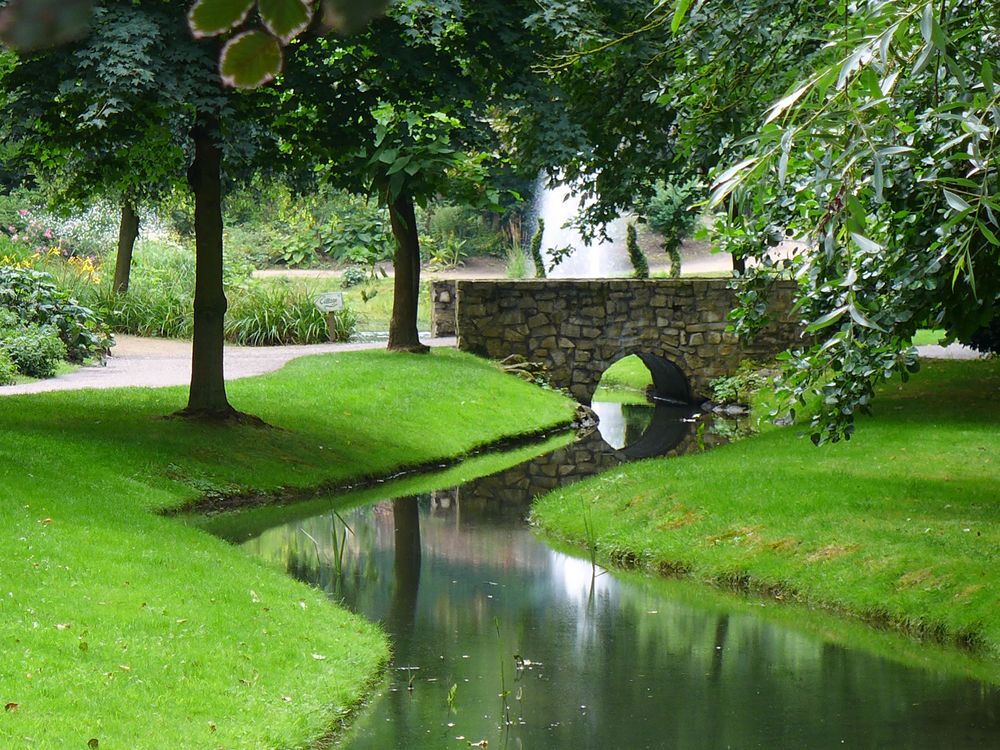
left=0, top=349, right=576, bottom=749
left=533, top=359, right=1000, bottom=664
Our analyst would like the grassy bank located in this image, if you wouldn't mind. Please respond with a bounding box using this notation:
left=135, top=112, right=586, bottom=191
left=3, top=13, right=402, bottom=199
left=533, top=359, right=1000, bottom=664
left=592, top=355, right=653, bottom=404
left=0, top=349, right=576, bottom=749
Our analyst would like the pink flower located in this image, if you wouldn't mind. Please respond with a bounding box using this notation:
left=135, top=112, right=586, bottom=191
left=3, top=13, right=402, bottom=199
left=10, top=234, right=17, bottom=242
left=17, top=209, right=28, bottom=218
left=43, top=229, right=53, bottom=240
left=6, top=226, right=14, bottom=233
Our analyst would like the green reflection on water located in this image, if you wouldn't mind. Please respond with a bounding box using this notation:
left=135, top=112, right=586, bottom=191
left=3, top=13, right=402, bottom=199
left=241, top=492, right=1000, bottom=750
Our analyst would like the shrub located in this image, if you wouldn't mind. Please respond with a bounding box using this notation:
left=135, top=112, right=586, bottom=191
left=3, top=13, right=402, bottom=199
left=710, top=360, right=771, bottom=405
left=640, top=178, right=701, bottom=277
left=340, top=266, right=368, bottom=288
left=2, top=324, right=67, bottom=378
left=529, top=218, right=546, bottom=278
left=0, top=265, right=112, bottom=361
left=626, top=223, right=649, bottom=279
left=0, top=348, right=16, bottom=385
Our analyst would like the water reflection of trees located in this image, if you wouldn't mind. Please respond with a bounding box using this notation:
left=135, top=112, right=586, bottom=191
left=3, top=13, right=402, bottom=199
left=237, top=435, right=1000, bottom=749
left=247, top=500, right=1000, bottom=749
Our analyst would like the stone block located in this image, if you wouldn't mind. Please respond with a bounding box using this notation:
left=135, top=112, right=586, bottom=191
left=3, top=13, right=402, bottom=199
left=688, top=333, right=705, bottom=346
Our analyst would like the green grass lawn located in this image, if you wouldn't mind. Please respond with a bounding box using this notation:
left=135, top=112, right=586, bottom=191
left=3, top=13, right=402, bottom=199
left=596, top=354, right=652, bottom=393
left=0, top=349, right=576, bottom=749
left=533, top=359, right=1000, bottom=669
left=912, top=328, right=947, bottom=346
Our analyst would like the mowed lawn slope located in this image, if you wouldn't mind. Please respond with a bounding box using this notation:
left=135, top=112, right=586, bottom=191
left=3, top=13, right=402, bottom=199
left=0, top=349, right=576, bottom=749
left=534, top=359, right=1000, bottom=660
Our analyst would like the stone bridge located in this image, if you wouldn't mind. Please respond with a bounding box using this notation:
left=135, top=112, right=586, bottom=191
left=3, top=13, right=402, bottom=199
left=431, top=278, right=801, bottom=403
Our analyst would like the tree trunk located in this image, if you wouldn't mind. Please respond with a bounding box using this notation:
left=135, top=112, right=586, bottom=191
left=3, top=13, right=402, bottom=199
left=387, top=191, right=430, bottom=353
left=176, top=114, right=238, bottom=421
left=112, top=199, right=139, bottom=293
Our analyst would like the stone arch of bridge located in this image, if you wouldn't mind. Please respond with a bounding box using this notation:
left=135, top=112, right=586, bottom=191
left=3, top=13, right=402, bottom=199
left=590, top=345, right=693, bottom=406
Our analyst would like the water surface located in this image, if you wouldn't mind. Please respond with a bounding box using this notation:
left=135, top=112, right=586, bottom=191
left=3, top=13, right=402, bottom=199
left=221, top=403, right=1000, bottom=749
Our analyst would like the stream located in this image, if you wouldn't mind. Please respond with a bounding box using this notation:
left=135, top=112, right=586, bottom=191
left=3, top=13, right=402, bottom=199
left=207, top=400, right=1000, bottom=749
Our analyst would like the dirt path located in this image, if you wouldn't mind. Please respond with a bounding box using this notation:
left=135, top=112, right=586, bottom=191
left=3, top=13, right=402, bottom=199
left=0, top=334, right=457, bottom=396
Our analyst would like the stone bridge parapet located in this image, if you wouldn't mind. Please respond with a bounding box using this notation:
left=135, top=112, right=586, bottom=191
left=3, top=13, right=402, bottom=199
left=433, top=278, right=801, bottom=403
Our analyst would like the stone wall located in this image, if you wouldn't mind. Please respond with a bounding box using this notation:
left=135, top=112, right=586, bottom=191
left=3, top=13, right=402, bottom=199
left=430, top=280, right=458, bottom=337
left=448, top=278, right=800, bottom=402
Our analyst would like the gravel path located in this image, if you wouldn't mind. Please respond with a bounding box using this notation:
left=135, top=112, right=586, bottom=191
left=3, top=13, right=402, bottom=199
left=0, top=334, right=457, bottom=396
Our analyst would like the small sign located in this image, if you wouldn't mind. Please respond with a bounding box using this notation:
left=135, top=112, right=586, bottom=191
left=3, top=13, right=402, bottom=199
left=315, top=292, right=344, bottom=313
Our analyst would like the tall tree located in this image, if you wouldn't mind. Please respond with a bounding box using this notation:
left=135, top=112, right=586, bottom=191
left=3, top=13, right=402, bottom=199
left=2, top=1, right=272, bottom=420
left=276, top=0, right=555, bottom=351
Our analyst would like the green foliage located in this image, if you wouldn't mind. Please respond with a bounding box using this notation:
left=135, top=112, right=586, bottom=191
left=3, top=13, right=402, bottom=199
left=625, top=222, right=649, bottom=279
left=0, top=264, right=111, bottom=362
left=707, top=0, right=999, bottom=443
left=710, top=360, right=771, bottom=405
left=223, top=183, right=393, bottom=269
left=1, top=323, right=67, bottom=378
left=0, top=0, right=93, bottom=51
left=423, top=233, right=469, bottom=270
left=966, top=313, right=1000, bottom=355
left=0, top=347, right=17, bottom=385
left=426, top=204, right=505, bottom=258
left=189, top=0, right=389, bottom=87
left=364, top=103, right=500, bottom=211
left=522, top=0, right=825, bottom=233
left=640, top=178, right=700, bottom=278
left=529, top=218, right=546, bottom=278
